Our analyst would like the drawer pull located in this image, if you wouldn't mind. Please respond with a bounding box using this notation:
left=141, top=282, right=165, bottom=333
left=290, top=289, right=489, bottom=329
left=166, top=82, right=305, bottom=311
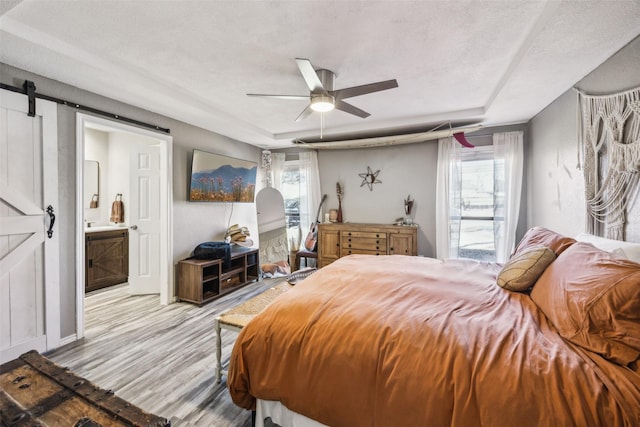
left=46, top=205, right=55, bottom=239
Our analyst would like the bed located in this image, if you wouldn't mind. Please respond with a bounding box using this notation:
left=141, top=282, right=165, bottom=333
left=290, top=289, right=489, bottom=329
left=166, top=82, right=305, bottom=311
left=228, top=227, right=640, bottom=427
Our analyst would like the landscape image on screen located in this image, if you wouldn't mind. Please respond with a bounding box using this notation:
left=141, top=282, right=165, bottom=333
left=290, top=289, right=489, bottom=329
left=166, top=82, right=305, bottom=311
left=189, top=150, right=257, bottom=202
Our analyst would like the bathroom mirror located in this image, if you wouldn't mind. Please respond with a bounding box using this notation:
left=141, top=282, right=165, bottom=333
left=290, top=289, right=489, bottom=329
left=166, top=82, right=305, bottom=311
left=84, top=160, right=100, bottom=209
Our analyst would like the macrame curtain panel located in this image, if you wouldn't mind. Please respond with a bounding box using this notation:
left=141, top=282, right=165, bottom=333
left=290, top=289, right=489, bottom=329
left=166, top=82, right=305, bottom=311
left=578, top=86, right=640, bottom=240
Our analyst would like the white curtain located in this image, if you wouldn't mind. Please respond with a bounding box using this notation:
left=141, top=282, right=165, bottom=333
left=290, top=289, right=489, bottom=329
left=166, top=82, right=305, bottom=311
left=298, top=151, right=322, bottom=250
left=492, top=131, right=523, bottom=262
left=436, top=137, right=462, bottom=259
left=270, top=152, right=286, bottom=193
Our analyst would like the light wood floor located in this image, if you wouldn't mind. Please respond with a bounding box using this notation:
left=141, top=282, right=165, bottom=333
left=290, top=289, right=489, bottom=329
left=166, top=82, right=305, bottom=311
left=46, top=278, right=282, bottom=426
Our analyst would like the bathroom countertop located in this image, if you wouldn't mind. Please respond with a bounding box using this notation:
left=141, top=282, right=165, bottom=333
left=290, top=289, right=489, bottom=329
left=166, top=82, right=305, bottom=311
left=84, top=225, right=127, bottom=233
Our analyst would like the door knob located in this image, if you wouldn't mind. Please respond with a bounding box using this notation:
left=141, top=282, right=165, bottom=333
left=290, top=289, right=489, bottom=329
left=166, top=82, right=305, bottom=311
left=130, top=225, right=138, bottom=230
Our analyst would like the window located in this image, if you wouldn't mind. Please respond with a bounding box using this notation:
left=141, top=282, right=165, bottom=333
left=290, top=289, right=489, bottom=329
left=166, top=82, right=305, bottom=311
left=281, top=160, right=301, bottom=228
left=279, top=159, right=306, bottom=251
left=272, top=151, right=322, bottom=252
left=456, top=149, right=504, bottom=262
left=437, top=132, right=522, bottom=263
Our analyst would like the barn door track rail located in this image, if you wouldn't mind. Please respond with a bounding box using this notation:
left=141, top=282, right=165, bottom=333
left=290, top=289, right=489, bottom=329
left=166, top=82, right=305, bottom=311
left=0, top=80, right=171, bottom=134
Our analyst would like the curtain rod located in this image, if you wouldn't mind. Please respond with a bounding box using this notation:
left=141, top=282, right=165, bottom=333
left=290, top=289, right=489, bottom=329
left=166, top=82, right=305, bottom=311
left=0, top=80, right=170, bottom=134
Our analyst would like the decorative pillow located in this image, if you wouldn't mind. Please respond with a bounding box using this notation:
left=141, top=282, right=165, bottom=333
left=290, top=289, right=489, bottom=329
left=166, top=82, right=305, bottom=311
left=575, top=232, right=640, bottom=263
left=513, top=226, right=576, bottom=257
left=497, top=246, right=556, bottom=292
left=530, top=242, right=640, bottom=365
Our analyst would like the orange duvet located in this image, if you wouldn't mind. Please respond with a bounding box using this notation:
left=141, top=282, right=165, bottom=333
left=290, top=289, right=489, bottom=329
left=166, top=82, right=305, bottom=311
left=228, top=255, right=640, bottom=426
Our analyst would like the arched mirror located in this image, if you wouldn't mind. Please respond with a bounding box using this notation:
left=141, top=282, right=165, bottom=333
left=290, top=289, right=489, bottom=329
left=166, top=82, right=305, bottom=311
left=256, top=187, right=290, bottom=277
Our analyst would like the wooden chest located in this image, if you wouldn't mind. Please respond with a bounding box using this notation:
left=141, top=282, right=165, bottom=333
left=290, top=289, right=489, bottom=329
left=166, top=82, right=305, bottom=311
left=0, top=350, right=169, bottom=427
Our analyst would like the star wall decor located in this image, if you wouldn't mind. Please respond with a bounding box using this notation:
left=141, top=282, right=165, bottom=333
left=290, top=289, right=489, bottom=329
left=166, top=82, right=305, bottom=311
left=359, top=166, right=381, bottom=191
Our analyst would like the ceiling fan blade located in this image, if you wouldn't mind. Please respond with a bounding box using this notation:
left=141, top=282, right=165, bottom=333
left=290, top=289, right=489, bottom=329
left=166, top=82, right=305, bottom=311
left=247, top=94, right=310, bottom=100
left=335, top=100, right=370, bottom=118
left=295, top=58, right=325, bottom=92
left=332, top=79, right=398, bottom=100
left=295, top=104, right=314, bottom=122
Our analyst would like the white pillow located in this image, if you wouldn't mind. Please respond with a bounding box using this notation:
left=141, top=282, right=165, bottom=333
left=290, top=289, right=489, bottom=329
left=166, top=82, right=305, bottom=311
left=575, top=233, right=640, bottom=263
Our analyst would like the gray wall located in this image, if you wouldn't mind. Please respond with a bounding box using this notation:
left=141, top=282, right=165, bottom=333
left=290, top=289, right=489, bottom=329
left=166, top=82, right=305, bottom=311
left=528, top=35, right=640, bottom=238
left=318, top=142, right=438, bottom=257
left=1, top=63, right=261, bottom=339
left=315, top=123, right=529, bottom=258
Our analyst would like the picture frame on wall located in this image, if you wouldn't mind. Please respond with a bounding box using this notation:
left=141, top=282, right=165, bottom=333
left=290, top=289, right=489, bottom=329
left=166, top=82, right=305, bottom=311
left=189, top=149, right=257, bottom=203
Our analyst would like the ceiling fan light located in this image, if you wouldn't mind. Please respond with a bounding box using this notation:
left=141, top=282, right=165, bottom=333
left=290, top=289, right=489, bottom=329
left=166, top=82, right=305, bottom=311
left=310, top=95, right=335, bottom=112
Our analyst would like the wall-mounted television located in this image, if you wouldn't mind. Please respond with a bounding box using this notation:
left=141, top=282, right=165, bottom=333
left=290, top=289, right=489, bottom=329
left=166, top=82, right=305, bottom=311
left=189, top=149, right=258, bottom=202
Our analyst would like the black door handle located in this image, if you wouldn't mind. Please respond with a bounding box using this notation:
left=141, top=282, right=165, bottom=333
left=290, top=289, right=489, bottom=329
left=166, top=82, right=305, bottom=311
left=46, top=205, right=55, bottom=239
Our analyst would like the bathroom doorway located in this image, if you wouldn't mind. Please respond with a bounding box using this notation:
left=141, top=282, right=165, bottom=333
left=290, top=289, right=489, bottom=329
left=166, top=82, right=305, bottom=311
left=75, top=113, right=173, bottom=339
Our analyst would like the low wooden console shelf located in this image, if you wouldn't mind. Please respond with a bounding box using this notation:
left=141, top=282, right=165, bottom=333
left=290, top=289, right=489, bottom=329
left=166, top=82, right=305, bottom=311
left=177, top=247, right=259, bottom=305
left=318, top=223, right=418, bottom=267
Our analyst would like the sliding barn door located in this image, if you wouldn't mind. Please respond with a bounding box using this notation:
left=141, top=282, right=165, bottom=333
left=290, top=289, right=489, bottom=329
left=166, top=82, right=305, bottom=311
left=0, top=89, right=60, bottom=363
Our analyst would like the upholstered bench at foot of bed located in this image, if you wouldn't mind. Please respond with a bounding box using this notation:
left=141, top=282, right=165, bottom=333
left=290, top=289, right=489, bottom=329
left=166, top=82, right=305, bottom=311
left=215, top=282, right=292, bottom=383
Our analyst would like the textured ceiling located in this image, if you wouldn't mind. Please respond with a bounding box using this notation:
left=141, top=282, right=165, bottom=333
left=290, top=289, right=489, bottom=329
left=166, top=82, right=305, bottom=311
left=1, top=1, right=639, bottom=148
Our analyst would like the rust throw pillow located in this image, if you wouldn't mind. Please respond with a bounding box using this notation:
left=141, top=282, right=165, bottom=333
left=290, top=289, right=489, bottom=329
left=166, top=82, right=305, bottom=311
left=513, top=226, right=576, bottom=257
left=497, top=246, right=556, bottom=292
left=530, top=242, right=640, bottom=365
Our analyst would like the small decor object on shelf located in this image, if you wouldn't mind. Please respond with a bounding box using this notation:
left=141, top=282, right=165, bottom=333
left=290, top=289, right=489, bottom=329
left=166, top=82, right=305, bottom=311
left=359, top=166, right=381, bottom=191
left=225, top=224, right=254, bottom=247
left=404, top=195, right=414, bottom=225
left=336, top=181, right=344, bottom=223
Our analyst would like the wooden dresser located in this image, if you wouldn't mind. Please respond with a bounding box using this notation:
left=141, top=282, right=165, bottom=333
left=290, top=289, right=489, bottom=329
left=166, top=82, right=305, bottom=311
left=317, top=223, right=418, bottom=267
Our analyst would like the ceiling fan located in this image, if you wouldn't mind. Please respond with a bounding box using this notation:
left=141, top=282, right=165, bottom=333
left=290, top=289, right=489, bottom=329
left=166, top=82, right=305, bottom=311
left=247, top=58, right=398, bottom=121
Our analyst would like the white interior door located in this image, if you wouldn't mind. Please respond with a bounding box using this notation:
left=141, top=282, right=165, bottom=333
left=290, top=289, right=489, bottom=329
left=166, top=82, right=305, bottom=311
left=128, top=141, right=163, bottom=295
left=0, top=89, right=60, bottom=363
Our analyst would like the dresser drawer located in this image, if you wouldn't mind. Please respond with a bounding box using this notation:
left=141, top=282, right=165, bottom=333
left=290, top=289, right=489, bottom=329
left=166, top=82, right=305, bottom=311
left=342, top=231, right=386, bottom=239
left=341, top=237, right=385, bottom=251
left=342, top=248, right=384, bottom=256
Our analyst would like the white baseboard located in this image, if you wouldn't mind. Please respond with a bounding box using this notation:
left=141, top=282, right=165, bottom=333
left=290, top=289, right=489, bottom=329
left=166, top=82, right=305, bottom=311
left=58, top=334, right=79, bottom=347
